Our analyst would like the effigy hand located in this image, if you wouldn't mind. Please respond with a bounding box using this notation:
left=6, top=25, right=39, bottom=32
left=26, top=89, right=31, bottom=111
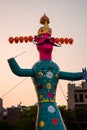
left=82, top=67, right=87, bottom=82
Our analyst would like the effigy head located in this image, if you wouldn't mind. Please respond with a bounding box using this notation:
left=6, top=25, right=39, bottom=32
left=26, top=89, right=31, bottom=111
left=34, top=14, right=55, bottom=54
left=34, top=14, right=60, bottom=54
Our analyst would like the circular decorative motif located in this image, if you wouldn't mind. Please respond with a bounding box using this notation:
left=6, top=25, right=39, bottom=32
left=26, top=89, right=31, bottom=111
left=48, top=105, right=55, bottom=113
left=39, top=94, right=43, bottom=99
left=55, top=73, right=58, bottom=78
left=52, top=118, right=58, bottom=125
left=47, top=92, right=52, bottom=98
left=38, top=71, right=43, bottom=77
left=46, top=83, right=52, bottom=89
left=38, top=84, right=43, bottom=89
left=44, top=80, right=46, bottom=82
left=46, top=71, right=53, bottom=79
left=39, top=120, right=45, bottom=128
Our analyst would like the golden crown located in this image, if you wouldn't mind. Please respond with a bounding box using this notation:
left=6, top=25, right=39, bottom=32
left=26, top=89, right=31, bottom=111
left=38, top=14, right=52, bottom=35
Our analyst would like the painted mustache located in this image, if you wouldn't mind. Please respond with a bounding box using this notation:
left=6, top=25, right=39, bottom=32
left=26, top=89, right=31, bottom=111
left=33, top=39, right=61, bottom=47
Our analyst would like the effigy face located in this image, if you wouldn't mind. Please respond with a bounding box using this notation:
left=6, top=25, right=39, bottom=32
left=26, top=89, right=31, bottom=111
left=32, top=60, right=66, bottom=130
left=35, top=33, right=54, bottom=54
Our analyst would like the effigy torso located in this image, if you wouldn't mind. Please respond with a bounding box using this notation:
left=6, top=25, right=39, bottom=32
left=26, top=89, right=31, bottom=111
left=32, top=60, right=66, bottom=130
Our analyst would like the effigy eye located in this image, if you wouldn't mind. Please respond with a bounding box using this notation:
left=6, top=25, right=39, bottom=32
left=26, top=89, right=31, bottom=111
left=39, top=35, right=44, bottom=39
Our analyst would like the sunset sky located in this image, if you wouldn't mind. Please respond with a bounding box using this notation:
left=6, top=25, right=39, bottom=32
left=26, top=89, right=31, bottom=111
left=0, top=0, right=87, bottom=108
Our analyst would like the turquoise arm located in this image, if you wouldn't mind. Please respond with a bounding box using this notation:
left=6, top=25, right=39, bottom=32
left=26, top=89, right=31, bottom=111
left=59, top=71, right=83, bottom=81
left=8, top=58, right=34, bottom=77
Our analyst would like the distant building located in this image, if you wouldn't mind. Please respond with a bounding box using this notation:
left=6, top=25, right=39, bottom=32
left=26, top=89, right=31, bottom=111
left=67, top=81, right=87, bottom=110
left=6, top=106, right=21, bottom=123
left=0, top=98, right=31, bottom=123
left=4, top=105, right=30, bottom=124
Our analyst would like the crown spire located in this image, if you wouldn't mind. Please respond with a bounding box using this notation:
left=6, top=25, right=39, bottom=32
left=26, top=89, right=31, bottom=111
left=40, top=14, right=50, bottom=25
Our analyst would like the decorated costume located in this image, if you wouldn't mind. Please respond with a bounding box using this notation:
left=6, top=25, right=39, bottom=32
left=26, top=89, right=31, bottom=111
left=8, top=14, right=86, bottom=130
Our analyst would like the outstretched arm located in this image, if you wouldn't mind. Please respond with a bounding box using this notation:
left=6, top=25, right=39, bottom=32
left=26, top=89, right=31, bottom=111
left=8, top=58, right=34, bottom=77
left=59, top=71, right=83, bottom=81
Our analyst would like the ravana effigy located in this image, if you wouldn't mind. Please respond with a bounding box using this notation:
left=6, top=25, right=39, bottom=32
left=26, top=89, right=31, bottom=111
left=8, top=14, right=87, bottom=130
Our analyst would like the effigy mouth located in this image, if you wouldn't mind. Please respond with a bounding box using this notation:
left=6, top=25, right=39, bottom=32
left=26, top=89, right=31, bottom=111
left=33, top=39, right=61, bottom=47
